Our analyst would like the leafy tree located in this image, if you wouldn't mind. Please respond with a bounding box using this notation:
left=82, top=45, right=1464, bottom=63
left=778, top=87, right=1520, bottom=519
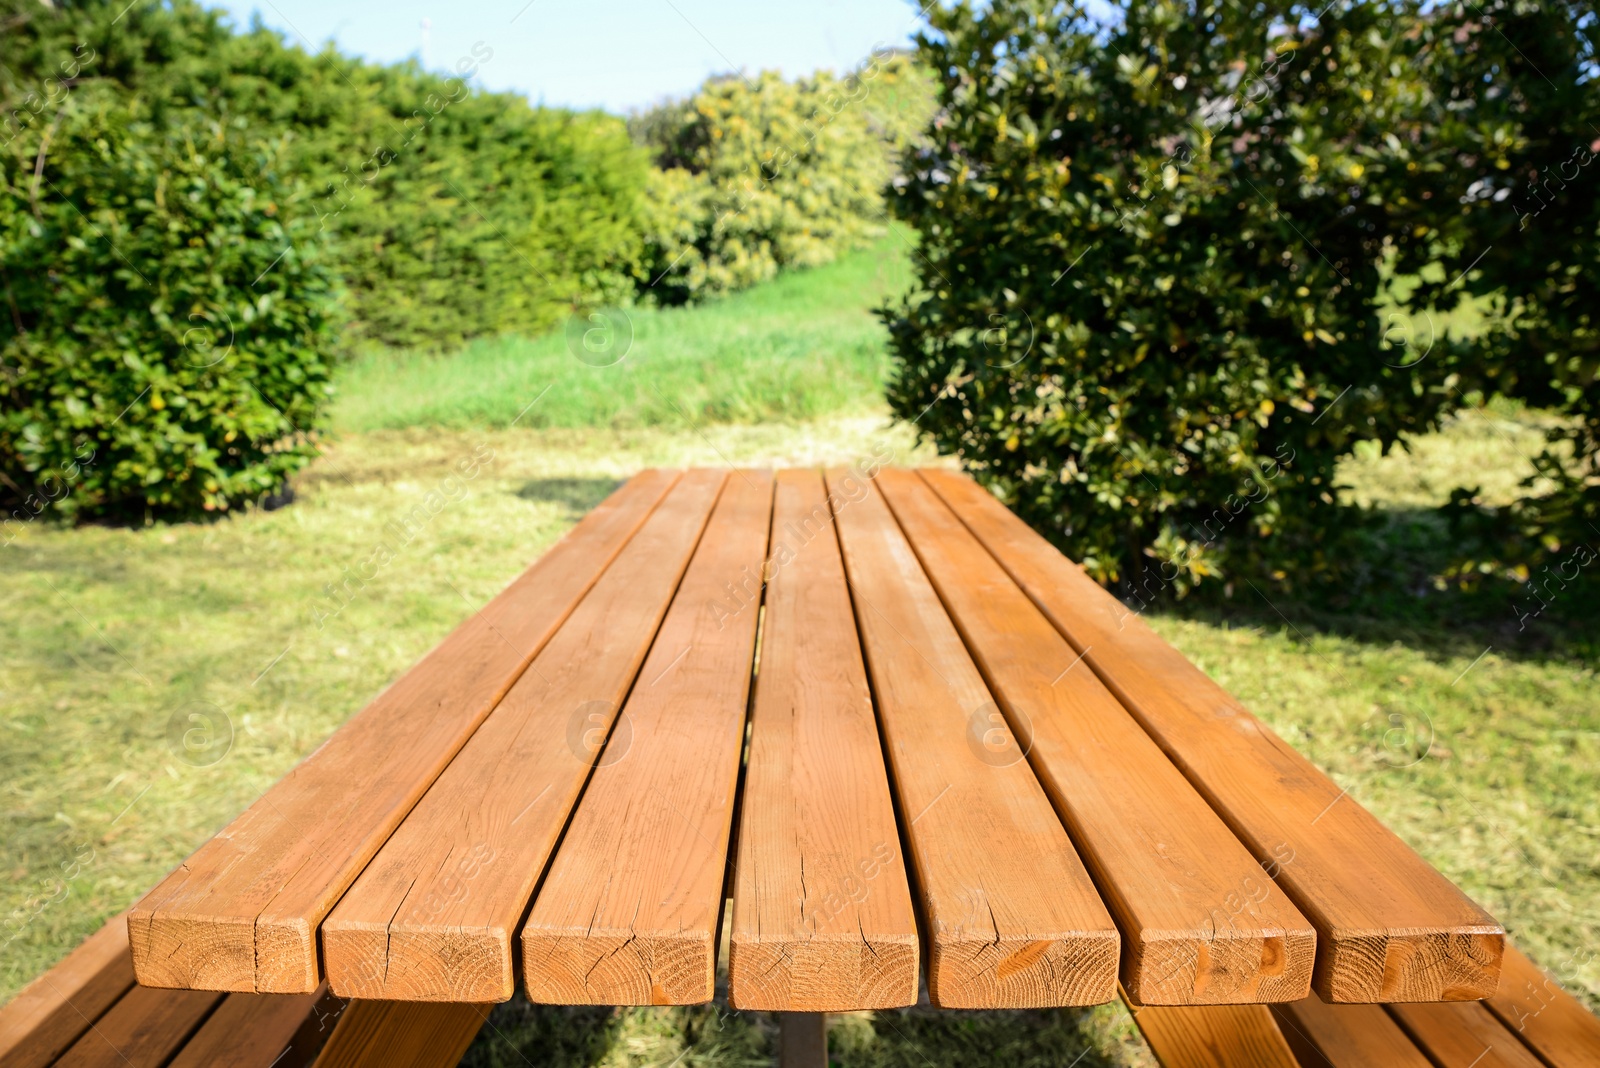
left=1384, top=2, right=1600, bottom=593
left=885, top=0, right=1598, bottom=598
left=635, top=55, right=936, bottom=304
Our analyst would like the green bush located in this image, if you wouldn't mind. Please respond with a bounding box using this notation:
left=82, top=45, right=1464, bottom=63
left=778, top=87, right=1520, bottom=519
left=889, top=1, right=1357, bottom=591
left=0, top=104, right=340, bottom=520
left=1381, top=2, right=1600, bottom=592
left=635, top=55, right=936, bottom=304
left=883, top=0, right=1595, bottom=596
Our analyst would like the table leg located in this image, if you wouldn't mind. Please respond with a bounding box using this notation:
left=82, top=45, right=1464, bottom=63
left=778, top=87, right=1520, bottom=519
left=777, top=1012, right=828, bottom=1068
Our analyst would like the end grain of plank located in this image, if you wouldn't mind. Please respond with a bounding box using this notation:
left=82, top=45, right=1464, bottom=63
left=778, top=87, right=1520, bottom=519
left=727, top=469, right=920, bottom=1012
left=1389, top=1000, right=1547, bottom=1068
left=921, top=468, right=1505, bottom=1003
left=52, top=985, right=223, bottom=1068
left=879, top=469, right=1315, bottom=1006
left=130, top=470, right=681, bottom=994
left=322, top=470, right=726, bottom=1002
left=1484, top=945, right=1600, bottom=1068
left=0, top=911, right=135, bottom=1068
left=520, top=470, right=774, bottom=1005
left=827, top=467, right=1119, bottom=1009
left=1271, top=995, right=1434, bottom=1067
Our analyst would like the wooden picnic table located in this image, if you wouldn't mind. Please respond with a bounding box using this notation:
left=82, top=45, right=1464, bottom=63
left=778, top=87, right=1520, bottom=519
left=103, top=467, right=1518, bottom=1063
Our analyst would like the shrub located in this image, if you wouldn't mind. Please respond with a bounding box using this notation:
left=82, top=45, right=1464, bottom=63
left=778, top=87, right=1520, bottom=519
left=1383, top=2, right=1600, bottom=592
left=635, top=55, right=936, bottom=304
left=882, top=0, right=1541, bottom=595
left=0, top=103, right=340, bottom=521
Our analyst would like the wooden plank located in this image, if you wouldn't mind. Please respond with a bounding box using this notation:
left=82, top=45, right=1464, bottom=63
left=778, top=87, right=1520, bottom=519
left=1484, top=945, right=1600, bottom=1068
left=921, top=467, right=1505, bottom=1003
left=0, top=911, right=135, bottom=1068
left=726, top=469, right=920, bottom=1012
left=53, top=985, right=223, bottom=1068
left=165, top=985, right=338, bottom=1068
left=878, top=469, right=1316, bottom=1006
left=131, top=470, right=681, bottom=994
left=825, top=467, right=1119, bottom=1009
left=311, top=1000, right=489, bottom=1068
left=323, top=470, right=726, bottom=1002
left=1271, top=995, right=1434, bottom=1067
left=272, top=984, right=349, bottom=1068
left=1122, top=991, right=1300, bottom=1068
left=521, top=470, right=774, bottom=1005
left=1389, top=1001, right=1547, bottom=1068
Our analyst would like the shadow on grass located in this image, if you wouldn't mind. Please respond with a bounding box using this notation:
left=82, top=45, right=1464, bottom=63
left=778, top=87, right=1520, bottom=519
left=515, top=477, right=625, bottom=520
left=461, top=999, right=1144, bottom=1068
left=1151, top=504, right=1599, bottom=668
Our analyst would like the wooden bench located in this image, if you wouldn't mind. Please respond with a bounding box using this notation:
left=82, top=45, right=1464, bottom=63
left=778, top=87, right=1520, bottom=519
left=13, top=467, right=1585, bottom=1067
left=0, top=911, right=345, bottom=1068
left=1129, top=942, right=1600, bottom=1067
left=9, top=911, right=1595, bottom=1067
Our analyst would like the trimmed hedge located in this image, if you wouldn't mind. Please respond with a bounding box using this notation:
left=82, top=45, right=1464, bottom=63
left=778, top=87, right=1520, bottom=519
left=2, top=0, right=655, bottom=350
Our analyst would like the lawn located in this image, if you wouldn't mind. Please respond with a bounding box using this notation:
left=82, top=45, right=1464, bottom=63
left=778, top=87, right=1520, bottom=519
left=331, top=232, right=919, bottom=434
left=2, top=237, right=1595, bottom=1066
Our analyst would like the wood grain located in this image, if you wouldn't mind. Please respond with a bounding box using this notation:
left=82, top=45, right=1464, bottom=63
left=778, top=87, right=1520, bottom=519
left=1272, top=995, right=1434, bottom=1067
left=1122, top=989, right=1300, bottom=1068
left=312, top=1000, right=490, bottom=1068
left=167, top=986, right=329, bottom=1068
left=1389, top=1000, right=1546, bottom=1068
left=0, top=911, right=135, bottom=1068
left=726, top=469, right=920, bottom=1012
left=274, top=984, right=349, bottom=1068
left=52, top=985, right=222, bottom=1068
left=323, top=470, right=725, bottom=1002
left=521, top=470, right=774, bottom=1005
left=130, top=470, right=680, bottom=994
left=879, top=468, right=1315, bottom=1006
left=826, top=467, right=1119, bottom=1009
left=921, top=467, right=1504, bottom=1003
left=1484, top=945, right=1600, bottom=1068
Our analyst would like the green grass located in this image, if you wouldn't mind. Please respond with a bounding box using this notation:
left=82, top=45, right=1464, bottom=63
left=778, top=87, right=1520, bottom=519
left=2, top=238, right=1597, bottom=1067
left=331, top=234, right=917, bottom=434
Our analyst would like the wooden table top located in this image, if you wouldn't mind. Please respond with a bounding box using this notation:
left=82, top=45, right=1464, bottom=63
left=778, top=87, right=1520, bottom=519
left=124, top=468, right=1505, bottom=1010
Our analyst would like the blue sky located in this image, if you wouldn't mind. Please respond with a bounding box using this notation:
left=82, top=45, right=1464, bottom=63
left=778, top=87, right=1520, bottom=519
left=211, top=0, right=929, bottom=114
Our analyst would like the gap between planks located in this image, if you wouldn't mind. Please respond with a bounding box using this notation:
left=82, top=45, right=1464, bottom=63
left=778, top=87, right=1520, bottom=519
left=826, top=466, right=1119, bottom=1008
left=520, top=470, right=775, bottom=1005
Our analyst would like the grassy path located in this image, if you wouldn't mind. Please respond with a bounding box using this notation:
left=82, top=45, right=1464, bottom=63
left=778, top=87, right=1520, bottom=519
left=332, top=235, right=916, bottom=434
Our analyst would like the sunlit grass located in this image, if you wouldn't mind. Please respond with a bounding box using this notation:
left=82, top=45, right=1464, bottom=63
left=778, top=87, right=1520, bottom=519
left=331, top=234, right=918, bottom=434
